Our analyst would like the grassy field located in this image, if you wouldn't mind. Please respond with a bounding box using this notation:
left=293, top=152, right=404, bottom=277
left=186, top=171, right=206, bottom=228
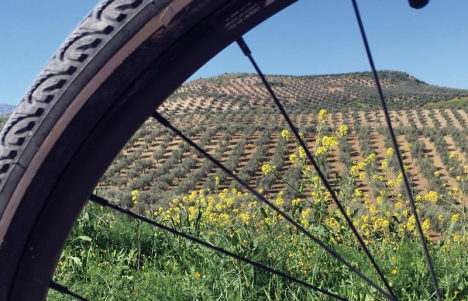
left=48, top=199, right=467, bottom=300
left=0, top=64, right=467, bottom=299
left=424, top=97, right=468, bottom=109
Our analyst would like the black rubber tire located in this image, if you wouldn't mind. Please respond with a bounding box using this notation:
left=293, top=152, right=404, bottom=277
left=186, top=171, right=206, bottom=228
left=0, top=0, right=296, bottom=299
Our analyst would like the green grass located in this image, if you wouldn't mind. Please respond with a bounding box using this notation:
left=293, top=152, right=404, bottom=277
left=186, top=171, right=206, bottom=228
left=424, top=97, right=468, bottom=109
left=48, top=201, right=468, bottom=301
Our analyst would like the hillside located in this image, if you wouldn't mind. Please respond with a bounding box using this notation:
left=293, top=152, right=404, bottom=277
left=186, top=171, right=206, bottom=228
left=0, top=71, right=466, bottom=221
left=0, top=104, right=15, bottom=114
left=94, top=71, right=468, bottom=225
left=158, top=71, right=468, bottom=113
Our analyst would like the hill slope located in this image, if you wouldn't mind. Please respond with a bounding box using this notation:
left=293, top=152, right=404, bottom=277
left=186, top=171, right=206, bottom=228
left=158, top=71, right=468, bottom=113
left=95, top=71, right=468, bottom=220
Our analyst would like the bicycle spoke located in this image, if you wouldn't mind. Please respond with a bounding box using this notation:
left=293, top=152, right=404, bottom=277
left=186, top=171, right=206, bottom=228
left=152, top=112, right=395, bottom=301
left=236, top=37, right=397, bottom=300
left=89, top=194, right=347, bottom=300
left=49, top=281, right=89, bottom=301
left=350, top=1, right=441, bottom=300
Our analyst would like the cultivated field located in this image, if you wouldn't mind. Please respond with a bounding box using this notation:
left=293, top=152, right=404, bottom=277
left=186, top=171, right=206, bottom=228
left=97, top=72, right=468, bottom=219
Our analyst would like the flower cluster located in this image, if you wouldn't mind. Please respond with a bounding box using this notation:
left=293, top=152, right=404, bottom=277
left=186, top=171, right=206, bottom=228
left=338, top=125, right=348, bottom=137
left=153, top=188, right=262, bottom=228
left=131, top=190, right=139, bottom=205
left=319, top=109, right=327, bottom=123
left=281, top=129, right=291, bottom=141
left=261, top=164, right=276, bottom=175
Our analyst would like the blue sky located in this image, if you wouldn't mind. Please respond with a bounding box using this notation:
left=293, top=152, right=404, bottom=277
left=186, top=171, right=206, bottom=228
left=1, top=0, right=467, bottom=105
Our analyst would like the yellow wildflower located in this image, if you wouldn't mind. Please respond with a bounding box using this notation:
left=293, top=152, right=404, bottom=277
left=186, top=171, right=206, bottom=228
left=438, top=215, right=443, bottom=223
left=315, top=146, right=327, bottom=156
left=424, top=191, right=438, bottom=204
left=338, top=125, right=348, bottom=137
left=364, top=153, right=377, bottom=164
left=354, top=189, right=363, bottom=198
left=381, top=161, right=388, bottom=169
left=131, top=190, right=139, bottom=204
left=386, top=148, right=394, bottom=157
left=299, top=146, right=306, bottom=158
left=281, top=129, right=291, bottom=141
left=291, top=198, right=301, bottom=206
left=319, top=109, right=327, bottom=123
left=322, top=136, right=337, bottom=148
left=261, top=164, right=275, bottom=175
left=301, top=208, right=311, bottom=219
left=421, top=219, right=431, bottom=233
left=275, top=197, right=284, bottom=207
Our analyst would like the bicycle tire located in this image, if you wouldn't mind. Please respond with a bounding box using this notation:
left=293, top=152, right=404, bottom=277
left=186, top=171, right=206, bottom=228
left=0, top=0, right=296, bottom=299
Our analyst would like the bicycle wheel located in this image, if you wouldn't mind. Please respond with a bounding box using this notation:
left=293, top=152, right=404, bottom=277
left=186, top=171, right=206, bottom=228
left=0, top=0, right=297, bottom=299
